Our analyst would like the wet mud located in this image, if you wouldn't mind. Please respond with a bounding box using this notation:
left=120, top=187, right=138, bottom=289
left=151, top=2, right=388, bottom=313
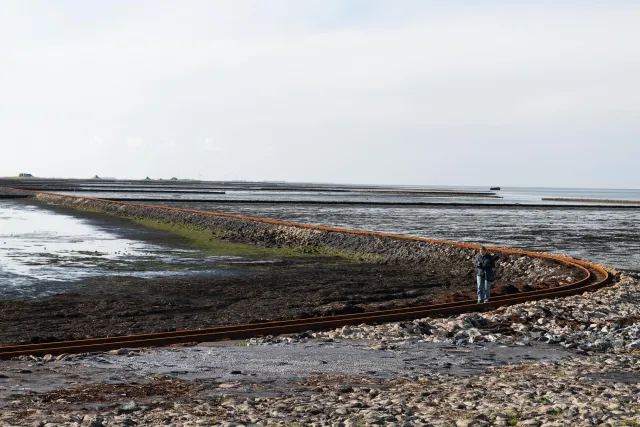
left=0, top=199, right=268, bottom=299
left=0, top=340, right=573, bottom=404
left=0, top=256, right=561, bottom=346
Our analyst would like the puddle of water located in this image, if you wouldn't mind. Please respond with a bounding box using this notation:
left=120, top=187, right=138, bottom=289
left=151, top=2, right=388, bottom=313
left=0, top=201, right=264, bottom=299
left=72, top=341, right=573, bottom=384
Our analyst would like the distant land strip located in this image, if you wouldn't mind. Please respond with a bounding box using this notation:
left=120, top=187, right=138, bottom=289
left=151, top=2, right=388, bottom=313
left=542, top=197, right=640, bottom=205
left=8, top=187, right=497, bottom=197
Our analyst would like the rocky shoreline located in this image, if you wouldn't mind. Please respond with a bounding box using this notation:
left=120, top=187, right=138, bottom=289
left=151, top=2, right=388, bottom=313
left=0, top=275, right=637, bottom=426
left=304, top=273, right=640, bottom=354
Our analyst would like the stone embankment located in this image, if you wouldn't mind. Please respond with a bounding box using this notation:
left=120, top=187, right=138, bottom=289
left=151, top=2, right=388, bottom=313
left=543, top=197, right=640, bottom=205
left=0, top=187, right=31, bottom=198
left=18, top=191, right=584, bottom=291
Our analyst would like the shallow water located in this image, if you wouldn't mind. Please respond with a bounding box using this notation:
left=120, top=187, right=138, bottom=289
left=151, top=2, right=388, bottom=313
left=56, top=189, right=504, bottom=204
left=0, top=201, right=260, bottom=299
left=0, top=340, right=572, bottom=399
left=157, top=202, right=640, bottom=271
left=56, top=186, right=640, bottom=205
left=51, top=185, right=640, bottom=271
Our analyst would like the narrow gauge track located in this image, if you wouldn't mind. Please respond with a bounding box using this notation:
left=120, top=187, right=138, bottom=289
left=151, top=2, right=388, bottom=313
left=0, top=190, right=613, bottom=359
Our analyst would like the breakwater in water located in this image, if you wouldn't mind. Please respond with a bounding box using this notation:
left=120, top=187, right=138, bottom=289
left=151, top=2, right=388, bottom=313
left=6, top=190, right=586, bottom=290
left=543, top=197, right=640, bottom=205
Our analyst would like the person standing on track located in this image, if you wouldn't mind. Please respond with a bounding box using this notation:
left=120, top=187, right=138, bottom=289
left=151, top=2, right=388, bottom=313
left=474, top=246, right=496, bottom=303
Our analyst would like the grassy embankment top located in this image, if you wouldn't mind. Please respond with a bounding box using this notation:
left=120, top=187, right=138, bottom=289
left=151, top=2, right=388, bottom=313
left=133, top=218, right=382, bottom=261
left=49, top=202, right=329, bottom=259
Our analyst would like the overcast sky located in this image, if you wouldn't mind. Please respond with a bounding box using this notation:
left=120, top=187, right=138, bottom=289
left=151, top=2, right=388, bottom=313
left=1, top=1, right=638, bottom=187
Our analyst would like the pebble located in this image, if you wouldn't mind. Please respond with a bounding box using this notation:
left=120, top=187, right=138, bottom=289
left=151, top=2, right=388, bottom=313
left=119, top=401, right=137, bottom=413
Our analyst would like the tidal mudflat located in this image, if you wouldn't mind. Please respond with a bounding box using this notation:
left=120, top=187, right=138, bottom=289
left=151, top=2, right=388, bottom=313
left=158, top=201, right=640, bottom=271
left=0, top=195, right=579, bottom=346
left=0, top=200, right=263, bottom=299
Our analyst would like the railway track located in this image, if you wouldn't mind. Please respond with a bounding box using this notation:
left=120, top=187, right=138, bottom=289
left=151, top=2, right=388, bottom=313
left=0, top=189, right=614, bottom=360
left=0, top=250, right=611, bottom=360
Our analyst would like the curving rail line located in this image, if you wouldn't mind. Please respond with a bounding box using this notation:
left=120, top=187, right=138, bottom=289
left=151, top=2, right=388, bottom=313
left=0, top=189, right=613, bottom=359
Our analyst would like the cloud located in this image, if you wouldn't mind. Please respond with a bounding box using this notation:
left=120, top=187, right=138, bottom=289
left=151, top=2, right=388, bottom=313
left=125, top=137, right=143, bottom=148
left=91, top=136, right=105, bottom=147
left=0, top=2, right=638, bottom=187
left=162, top=140, right=178, bottom=149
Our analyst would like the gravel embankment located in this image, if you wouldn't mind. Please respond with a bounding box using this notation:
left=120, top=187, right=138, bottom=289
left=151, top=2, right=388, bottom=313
left=0, top=187, right=31, bottom=198
left=297, top=273, right=640, bottom=353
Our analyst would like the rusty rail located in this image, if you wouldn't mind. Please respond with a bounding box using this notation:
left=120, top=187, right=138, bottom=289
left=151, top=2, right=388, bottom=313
left=0, top=188, right=613, bottom=359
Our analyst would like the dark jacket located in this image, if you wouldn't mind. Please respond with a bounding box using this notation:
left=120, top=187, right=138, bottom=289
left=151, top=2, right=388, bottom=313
left=474, top=253, right=496, bottom=281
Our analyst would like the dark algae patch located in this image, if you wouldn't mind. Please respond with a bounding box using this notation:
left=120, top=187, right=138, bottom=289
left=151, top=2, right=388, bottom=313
left=0, top=254, right=577, bottom=345
left=0, top=259, right=454, bottom=345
